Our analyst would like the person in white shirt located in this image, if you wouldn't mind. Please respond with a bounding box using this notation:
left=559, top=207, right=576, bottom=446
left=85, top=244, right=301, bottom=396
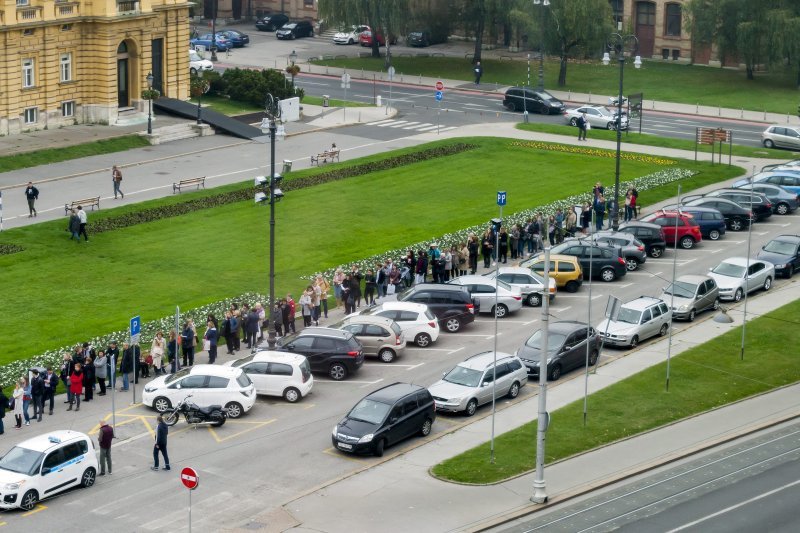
left=77, top=206, right=89, bottom=241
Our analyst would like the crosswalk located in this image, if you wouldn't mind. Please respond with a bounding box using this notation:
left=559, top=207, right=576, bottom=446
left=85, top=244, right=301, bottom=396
left=365, top=119, right=459, bottom=133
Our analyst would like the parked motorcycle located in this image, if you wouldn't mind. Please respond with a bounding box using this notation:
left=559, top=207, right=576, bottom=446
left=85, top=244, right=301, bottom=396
left=162, top=395, right=227, bottom=427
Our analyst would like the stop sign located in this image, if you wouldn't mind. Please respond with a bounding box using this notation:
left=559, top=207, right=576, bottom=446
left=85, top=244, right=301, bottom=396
left=181, top=467, right=199, bottom=490
left=435, top=80, right=444, bottom=91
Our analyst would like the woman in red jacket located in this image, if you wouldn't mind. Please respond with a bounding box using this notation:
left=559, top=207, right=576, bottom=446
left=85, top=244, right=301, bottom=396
left=67, top=363, right=84, bottom=412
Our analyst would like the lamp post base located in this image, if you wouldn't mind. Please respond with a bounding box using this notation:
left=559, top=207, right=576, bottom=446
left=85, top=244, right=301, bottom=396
left=530, top=481, right=548, bottom=504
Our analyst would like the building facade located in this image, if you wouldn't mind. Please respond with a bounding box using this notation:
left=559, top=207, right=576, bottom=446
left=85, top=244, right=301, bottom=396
left=210, top=0, right=317, bottom=22
left=0, top=0, right=191, bottom=135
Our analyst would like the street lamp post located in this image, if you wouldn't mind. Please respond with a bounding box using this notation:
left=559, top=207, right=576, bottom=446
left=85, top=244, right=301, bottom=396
left=146, top=71, right=154, bottom=135
left=210, top=0, right=218, bottom=61
left=603, top=33, right=641, bottom=231
left=196, top=79, right=210, bottom=125
left=533, top=0, right=549, bottom=91
left=289, top=49, right=298, bottom=91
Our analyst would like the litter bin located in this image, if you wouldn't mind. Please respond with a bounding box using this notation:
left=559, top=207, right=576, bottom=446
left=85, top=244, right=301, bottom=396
left=322, top=95, right=330, bottom=107
left=282, top=160, right=293, bottom=174
left=376, top=95, right=382, bottom=107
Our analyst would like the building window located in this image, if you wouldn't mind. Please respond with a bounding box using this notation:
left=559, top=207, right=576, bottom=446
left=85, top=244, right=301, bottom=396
left=636, top=1, right=655, bottom=26
left=22, top=58, right=35, bottom=88
left=62, top=24, right=72, bottom=31
left=303, top=0, right=313, bottom=6
left=62, top=101, right=75, bottom=117
left=16, top=0, right=30, bottom=5
left=23, top=28, right=34, bottom=36
left=665, top=3, right=681, bottom=36
left=60, top=53, right=72, bottom=82
left=24, top=107, right=38, bottom=124
left=608, top=0, right=623, bottom=30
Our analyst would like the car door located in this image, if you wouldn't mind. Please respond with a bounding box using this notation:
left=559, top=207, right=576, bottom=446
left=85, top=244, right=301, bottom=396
left=472, top=283, right=496, bottom=310
left=171, top=374, right=207, bottom=404
left=782, top=127, right=800, bottom=149
left=649, top=304, right=665, bottom=338
left=40, top=447, right=69, bottom=496
left=204, top=375, right=230, bottom=405
left=311, top=336, right=339, bottom=369
left=266, top=362, right=294, bottom=397
left=399, top=395, right=423, bottom=440
left=363, top=324, right=389, bottom=356
left=242, top=361, right=269, bottom=394
left=342, top=324, right=371, bottom=355
left=384, top=403, right=405, bottom=446
left=493, top=362, right=513, bottom=396
left=513, top=273, right=539, bottom=294
left=283, top=336, right=318, bottom=369
left=476, top=367, right=496, bottom=406
left=747, top=262, right=766, bottom=292
left=638, top=307, right=655, bottom=339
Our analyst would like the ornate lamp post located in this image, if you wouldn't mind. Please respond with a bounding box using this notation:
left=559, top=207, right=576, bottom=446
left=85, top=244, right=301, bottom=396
left=603, top=33, right=641, bottom=231
left=288, top=49, right=298, bottom=92
left=195, top=78, right=211, bottom=125
left=533, top=0, right=550, bottom=91
left=146, top=72, right=154, bottom=135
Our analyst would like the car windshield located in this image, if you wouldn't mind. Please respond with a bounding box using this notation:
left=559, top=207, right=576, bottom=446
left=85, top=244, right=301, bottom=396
left=525, top=330, right=567, bottom=352
left=764, top=240, right=796, bottom=255
left=443, top=365, right=483, bottom=387
left=283, top=23, right=296, bottom=29
left=496, top=279, right=513, bottom=291
left=231, top=355, right=254, bottom=368
left=615, top=307, right=643, bottom=324
left=536, top=91, right=556, bottom=102
left=347, top=398, right=391, bottom=425
left=712, top=262, right=746, bottom=278
left=165, top=368, right=191, bottom=385
left=0, top=446, right=44, bottom=476
left=663, top=281, right=697, bottom=299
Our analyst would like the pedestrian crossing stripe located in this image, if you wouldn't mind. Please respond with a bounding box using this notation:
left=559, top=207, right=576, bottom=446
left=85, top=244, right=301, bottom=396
left=366, top=119, right=458, bottom=133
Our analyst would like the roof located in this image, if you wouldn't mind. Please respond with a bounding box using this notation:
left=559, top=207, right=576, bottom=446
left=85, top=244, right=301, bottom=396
left=548, top=321, right=591, bottom=334
left=770, top=234, right=800, bottom=243
left=620, top=296, right=665, bottom=312
left=495, top=266, right=535, bottom=275
left=375, top=301, right=428, bottom=313
left=527, top=254, right=581, bottom=263
left=16, top=430, right=89, bottom=453
left=410, top=283, right=467, bottom=292
left=188, top=364, right=244, bottom=378
left=673, top=274, right=713, bottom=285
left=250, top=350, right=306, bottom=365
left=367, top=382, right=425, bottom=403
left=461, top=351, right=515, bottom=370
left=296, top=327, right=352, bottom=339
left=619, top=220, right=661, bottom=230
left=339, top=315, right=396, bottom=327
left=450, top=275, right=499, bottom=284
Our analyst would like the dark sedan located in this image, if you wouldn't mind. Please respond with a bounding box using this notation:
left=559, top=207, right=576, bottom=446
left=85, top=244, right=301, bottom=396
left=704, top=189, right=773, bottom=221
left=757, top=235, right=800, bottom=278
left=684, top=198, right=753, bottom=231
left=733, top=183, right=799, bottom=215
left=502, top=87, right=566, bottom=115
left=255, top=13, right=289, bottom=31
left=218, top=29, right=249, bottom=47
left=516, top=321, right=601, bottom=381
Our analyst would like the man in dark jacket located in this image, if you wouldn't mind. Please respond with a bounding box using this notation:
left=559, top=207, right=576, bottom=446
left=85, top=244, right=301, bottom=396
left=205, top=320, right=218, bottom=364
left=106, top=341, right=120, bottom=390
left=151, top=415, right=170, bottom=471
left=98, top=420, right=114, bottom=475
left=0, top=388, right=7, bottom=434
left=42, top=368, right=56, bottom=415
left=246, top=307, right=260, bottom=349
left=30, top=370, right=45, bottom=422
left=120, top=342, right=137, bottom=391
left=24, top=182, right=39, bottom=217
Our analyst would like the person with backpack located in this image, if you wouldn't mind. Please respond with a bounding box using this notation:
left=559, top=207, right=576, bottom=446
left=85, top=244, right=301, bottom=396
left=112, top=165, right=124, bottom=199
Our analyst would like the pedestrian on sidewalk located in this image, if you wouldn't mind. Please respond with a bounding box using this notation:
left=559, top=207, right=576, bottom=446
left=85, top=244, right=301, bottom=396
left=168, top=329, right=180, bottom=374
left=77, top=206, right=89, bottom=241
left=0, top=388, right=7, bottom=434
left=181, top=320, right=196, bottom=366
left=98, top=420, right=113, bottom=476
left=67, top=208, right=80, bottom=240
left=151, top=331, right=166, bottom=374
left=83, top=356, right=95, bottom=402
left=112, top=165, right=124, bottom=199
left=204, top=320, right=218, bottom=364
left=106, top=341, right=119, bottom=390
left=67, top=363, right=83, bottom=411
left=30, top=369, right=44, bottom=422
left=474, top=61, right=483, bottom=85
left=11, top=380, right=24, bottom=429
left=594, top=194, right=606, bottom=232
left=21, top=376, right=32, bottom=426
left=24, top=182, right=39, bottom=217
left=120, top=342, right=133, bottom=391
left=577, top=112, right=588, bottom=141
left=94, top=351, right=108, bottom=395
left=43, top=367, right=56, bottom=415
left=314, top=274, right=329, bottom=320
left=151, top=415, right=170, bottom=471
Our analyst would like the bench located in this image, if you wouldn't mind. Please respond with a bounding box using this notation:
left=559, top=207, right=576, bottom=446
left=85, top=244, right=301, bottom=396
left=310, top=149, right=340, bottom=166
left=64, top=196, right=100, bottom=216
left=173, top=177, right=206, bottom=194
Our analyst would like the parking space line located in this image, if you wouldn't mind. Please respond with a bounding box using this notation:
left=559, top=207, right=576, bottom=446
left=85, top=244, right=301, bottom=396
left=404, top=347, right=452, bottom=351
left=262, top=401, right=316, bottom=409
left=448, top=347, right=464, bottom=354
left=360, top=379, right=385, bottom=388
left=522, top=320, right=539, bottom=325
left=207, top=418, right=277, bottom=443
left=558, top=306, right=572, bottom=312
left=21, top=504, right=47, bottom=517
left=627, top=270, right=660, bottom=275
left=405, top=362, right=426, bottom=371
left=323, top=447, right=368, bottom=462
left=616, top=283, right=633, bottom=288
left=315, top=378, right=384, bottom=384
left=475, top=319, right=534, bottom=324
left=363, top=363, right=422, bottom=368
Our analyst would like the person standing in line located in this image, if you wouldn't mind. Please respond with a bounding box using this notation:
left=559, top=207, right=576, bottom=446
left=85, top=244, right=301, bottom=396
left=576, top=112, right=588, bottom=141
left=151, top=415, right=170, bottom=471
left=594, top=194, right=606, bottom=232
left=12, top=380, right=24, bottom=429
left=66, top=363, right=83, bottom=411
left=24, top=182, right=39, bottom=217
left=59, top=353, right=73, bottom=403
left=21, top=376, right=32, bottom=426
left=350, top=265, right=363, bottom=308
left=580, top=202, right=592, bottom=234
left=181, top=320, right=196, bottom=366
left=375, top=262, right=387, bottom=297
left=151, top=331, right=166, bottom=375
left=30, top=370, right=44, bottom=423
left=119, top=343, right=133, bottom=391
left=332, top=268, right=345, bottom=305
left=498, top=228, right=509, bottom=264
left=0, top=387, right=7, bottom=434
left=232, top=310, right=242, bottom=352
left=566, top=207, right=578, bottom=238
left=364, top=269, right=377, bottom=306
left=314, top=274, right=330, bottom=319
left=94, top=351, right=108, bottom=396
left=77, top=206, right=89, bottom=241
left=223, top=312, right=235, bottom=355
left=205, top=320, right=218, bottom=364
left=299, top=287, right=313, bottom=328
left=83, top=356, right=95, bottom=402
left=67, top=208, right=81, bottom=241
left=106, top=341, right=119, bottom=390
left=481, top=229, right=494, bottom=268
left=167, top=329, right=180, bottom=374
left=112, top=165, right=124, bottom=199
left=286, top=294, right=296, bottom=333
left=42, top=367, right=56, bottom=415
left=473, top=61, right=483, bottom=85
left=98, top=420, right=113, bottom=476
left=246, top=307, right=260, bottom=349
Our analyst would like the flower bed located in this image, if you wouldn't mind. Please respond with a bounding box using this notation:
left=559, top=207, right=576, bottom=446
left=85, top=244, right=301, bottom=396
left=0, top=243, right=24, bottom=256
left=509, top=141, right=677, bottom=166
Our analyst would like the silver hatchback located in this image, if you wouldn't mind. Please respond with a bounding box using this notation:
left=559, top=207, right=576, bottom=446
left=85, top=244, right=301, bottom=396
left=448, top=275, right=523, bottom=317
left=329, top=315, right=406, bottom=363
left=659, top=275, right=720, bottom=321
left=596, top=296, right=672, bottom=348
left=762, top=125, right=800, bottom=150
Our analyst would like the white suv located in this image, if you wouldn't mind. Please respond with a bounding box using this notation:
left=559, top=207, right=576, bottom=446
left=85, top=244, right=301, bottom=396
left=596, top=296, right=672, bottom=348
left=189, top=49, right=213, bottom=75
left=225, top=351, right=313, bottom=403
left=0, top=430, right=98, bottom=510
left=352, top=301, right=440, bottom=347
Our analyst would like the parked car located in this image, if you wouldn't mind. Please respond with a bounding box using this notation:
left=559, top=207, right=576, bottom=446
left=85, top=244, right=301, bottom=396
left=588, top=231, right=647, bottom=271
left=428, top=351, right=528, bottom=416
left=333, top=25, right=369, bottom=44
left=329, top=315, right=406, bottom=363
left=407, top=29, right=446, bottom=47
left=733, top=171, right=800, bottom=196
left=708, top=257, right=775, bottom=302
left=190, top=34, right=231, bottom=52
left=274, top=327, right=364, bottom=380
left=596, top=297, right=672, bottom=348
left=353, top=301, right=440, bottom=347
left=761, top=124, right=800, bottom=150
left=447, top=275, right=523, bottom=318
left=189, top=49, right=213, bottom=75
left=218, top=29, right=250, bottom=47
left=142, top=364, right=256, bottom=418
left=661, top=205, right=727, bottom=241
left=683, top=197, right=753, bottom=231
left=659, top=275, right=720, bottom=321
left=224, top=351, right=312, bottom=402
left=359, top=30, right=395, bottom=46
left=732, top=182, right=799, bottom=215
left=255, top=13, right=289, bottom=31
left=502, top=87, right=566, bottom=115
left=0, top=430, right=98, bottom=510
left=618, top=221, right=668, bottom=258
left=276, top=20, right=314, bottom=40
left=516, top=321, right=601, bottom=380
left=520, top=254, right=583, bottom=292
left=484, top=267, right=556, bottom=307
left=640, top=210, right=703, bottom=249
left=546, top=240, right=628, bottom=282
left=757, top=235, right=800, bottom=278
left=332, top=383, right=435, bottom=456
left=565, top=105, right=628, bottom=130
left=704, top=189, right=773, bottom=221
left=397, top=283, right=478, bottom=332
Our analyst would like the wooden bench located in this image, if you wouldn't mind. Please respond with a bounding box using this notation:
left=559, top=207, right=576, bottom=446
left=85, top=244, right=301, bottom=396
left=64, top=197, right=100, bottom=216
left=310, top=149, right=340, bottom=166
left=173, top=177, right=206, bottom=194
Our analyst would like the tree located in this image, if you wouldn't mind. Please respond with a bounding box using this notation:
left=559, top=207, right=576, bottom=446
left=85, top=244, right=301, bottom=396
left=547, top=0, right=613, bottom=86
left=318, top=0, right=408, bottom=59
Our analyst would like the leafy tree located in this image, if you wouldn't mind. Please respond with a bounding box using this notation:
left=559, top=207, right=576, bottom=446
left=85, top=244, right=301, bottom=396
left=547, top=0, right=613, bottom=86
left=319, top=0, right=409, bottom=59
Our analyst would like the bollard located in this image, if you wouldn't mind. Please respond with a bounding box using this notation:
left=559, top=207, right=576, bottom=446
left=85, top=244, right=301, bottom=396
left=696, top=103, right=699, bottom=113
left=568, top=90, right=571, bottom=100
left=718, top=106, right=721, bottom=116
left=788, top=114, right=791, bottom=123
left=401, top=74, right=404, bottom=82
left=741, top=108, right=744, bottom=118
left=358, top=111, right=361, bottom=122
left=419, top=74, right=422, bottom=84
left=362, top=68, right=364, bottom=78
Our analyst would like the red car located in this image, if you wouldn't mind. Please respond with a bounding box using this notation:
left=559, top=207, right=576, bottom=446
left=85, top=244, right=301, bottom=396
left=359, top=30, right=396, bottom=47
left=641, top=210, right=703, bottom=249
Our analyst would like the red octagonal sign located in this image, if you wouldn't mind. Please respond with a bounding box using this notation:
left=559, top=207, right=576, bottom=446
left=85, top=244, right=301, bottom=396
left=181, top=467, right=199, bottom=490
left=435, top=80, right=444, bottom=91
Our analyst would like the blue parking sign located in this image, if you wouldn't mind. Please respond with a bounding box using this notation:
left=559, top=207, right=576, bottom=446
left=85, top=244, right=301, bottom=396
left=130, top=315, right=141, bottom=336
left=435, top=91, right=443, bottom=101
left=497, top=191, right=507, bottom=206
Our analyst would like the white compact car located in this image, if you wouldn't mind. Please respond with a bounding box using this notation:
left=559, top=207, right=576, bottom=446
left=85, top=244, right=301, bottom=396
left=189, top=49, right=213, bottom=75
left=333, top=25, right=369, bottom=44
left=448, top=275, right=523, bottom=317
left=0, top=430, right=98, bottom=510
left=351, top=301, right=441, bottom=347
left=143, top=364, right=256, bottom=418
left=708, top=256, right=775, bottom=302
left=225, top=351, right=313, bottom=402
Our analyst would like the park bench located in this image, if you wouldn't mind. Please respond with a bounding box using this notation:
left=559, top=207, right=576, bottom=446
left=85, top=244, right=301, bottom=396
left=64, top=196, right=100, bottom=216
left=310, top=149, right=340, bottom=166
left=173, top=176, right=206, bottom=194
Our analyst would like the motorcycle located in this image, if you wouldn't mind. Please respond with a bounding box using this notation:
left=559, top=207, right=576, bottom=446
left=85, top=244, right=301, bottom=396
left=162, top=395, right=227, bottom=427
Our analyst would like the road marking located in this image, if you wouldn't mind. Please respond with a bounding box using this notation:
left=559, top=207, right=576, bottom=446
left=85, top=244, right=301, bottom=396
left=207, top=418, right=277, bottom=443
left=448, top=347, right=464, bottom=354
left=363, top=363, right=422, bottom=368
left=522, top=319, right=539, bottom=325
left=314, top=378, right=384, bottom=384
left=360, top=379, right=385, bottom=388
left=476, top=319, right=533, bottom=324
left=367, top=119, right=397, bottom=126
left=22, top=504, right=47, bottom=517
left=323, top=447, right=367, bottom=462
left=405, top=362, right=426, bottom=371
left=615, top=283, right=633, bottom=288
left=404, top=347, right=452, bottom=351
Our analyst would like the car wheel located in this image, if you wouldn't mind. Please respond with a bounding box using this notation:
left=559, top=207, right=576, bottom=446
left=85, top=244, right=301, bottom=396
left=708, top=229, right=721, bottom=241
left=549, top=364, right=562, bottom=381
left=81, top=467, right=96, bottom=488
left=688, top=309, right=696, bottom=322
left=444, top=317, right=461, bottom=333
left=420, top=418, right=433, bottom=436
left=20, top=490, right=38, bottom=511
left=763, top=276, right=772, bottom=290
left=569, top=117, right=578, bottom=126
left=680, top=236, right=695, bottom=249
left=539, top=106, right=549, bottom=115
left=776, top=203, right=790, bottom=215
left=283, top=387, right=301, bottom=403
left=153, top=397, right=171, bottom=413
left=494, top=304, right=509, bottom=318
left=163, top=411, right=179, bottom=426
left=588, top=349, right=599, bottom=366
left=527, top=293, right=542, bottom=307
left=374, top=438, right=386, bottom=457
left=607, top=121, right=616, bottom=130
left=650, top=246, right=664, bottom=258
left=225, top=402, right=244, bottom=419
left=506, top=101, right=517, bottom=112
left=659, top=323, right=669, bottom=337
left=730, top=218, right=744, bottom=231
left=190, top=67, right=198, bottom=76
left=565, top=280, right=580, bottom=293
left=415, top=332, right=432, bottom=347
left=734, top=288, right=743, bottom=302
left=713, top=298, right=720, bottom=310
left=764, top=139, right=775, bottom=148
left=329, top=363, right=348, bottom=380
left=465, top=399, right=478, bottom=417
left=378, top=348, right=396, bottom=363
left=625, top=257, right=639, bottom=271
left=601, top=268, right=616, bottom=282
left=630, top=335, right=639, bottom=348
left=507, top=381, right=521, bottom=399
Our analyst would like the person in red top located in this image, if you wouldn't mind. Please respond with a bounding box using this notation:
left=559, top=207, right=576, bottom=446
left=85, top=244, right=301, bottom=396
left=67, top=363, right=84, bottom=411
left=98, top=420, right=114, bottom=475
left=286, top=294, right=296, bottom=333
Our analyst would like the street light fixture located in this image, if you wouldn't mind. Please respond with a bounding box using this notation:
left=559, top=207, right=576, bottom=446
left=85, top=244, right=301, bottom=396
left=196, top=78, right=211, bottom=125
left=533, top=0, right=550, bottom=91
left=146, top=71, right=154, bottom=135
left=603, top=33, right=641, bottom=231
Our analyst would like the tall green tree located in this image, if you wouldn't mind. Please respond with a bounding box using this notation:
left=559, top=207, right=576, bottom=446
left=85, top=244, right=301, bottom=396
left=319, top=0, right=408, bottom=59
left=547, top=0, right=613, bottom=86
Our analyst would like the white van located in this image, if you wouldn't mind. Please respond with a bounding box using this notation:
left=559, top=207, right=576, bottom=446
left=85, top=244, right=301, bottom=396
left=0, top=430, right=98, bottom=510
left=189, top=49, right=214, bottom=75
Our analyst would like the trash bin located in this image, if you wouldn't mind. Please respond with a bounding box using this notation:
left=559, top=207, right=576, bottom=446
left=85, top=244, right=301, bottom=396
left=322, top=95, right=330, bottom=107
left=376, top=95, right=382, bottom=107
left=282, top=160, right=293, bottom=174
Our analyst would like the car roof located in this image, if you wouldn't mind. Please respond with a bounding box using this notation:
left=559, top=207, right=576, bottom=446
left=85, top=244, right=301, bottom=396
left=673, top=274, right=712, bottom=285
left=366, top=382, right=425, bottom=403
left=460, top=351, right=516, bottom=370
left=188, top=364, right=244, bottom=378
left=529, top=254, right=581, bottom=263
left=620, top=296, right=665, bottom=311
left=769, top=234, right=800, bottom=244
left=411, top=283, right=467, bottom=292
left=619, top=220, right=661, bottom=230
left=16, top=430, right=90, bottom=453
left=339, top=315, right=396, bottom=327
left=250, top=350, right=306, bottom=365
left=717, top=256, right=765, bottom=267
left=374, top=301, right=428, bottom=313
left=709, top=188, right=769, bottom=199
left=450, top=275, right=500, bottom=284
left=686, top=197, right=745, bottom=208
left=674, top=205, right=718, bottom=213
left=495, top=266, right=536, bottom=275
left=296, top=327, right=352, bottom=339
left=548, top=321, right=591, bottom=334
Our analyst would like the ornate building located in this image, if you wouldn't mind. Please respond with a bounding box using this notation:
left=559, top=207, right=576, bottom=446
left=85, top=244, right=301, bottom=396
left=0, top=0, right=191, bottom=135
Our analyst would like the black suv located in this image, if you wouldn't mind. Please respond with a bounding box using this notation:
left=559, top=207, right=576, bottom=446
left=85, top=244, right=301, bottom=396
left=255, top=13, right=289, bottom=31
left=684, top=197, right=753, bottom=231
left=757, top=234, right=800, bottom=278
left=502, top=87, right=566, bottom=115
left=397, top=283, right=478, bottom=333
left=276, top=20, right=314, bottom=39
left=407, top=30, right=446, bottom=47
left=516, top=321, right=601, bottom=380
left=547, top=241, right=628, bottom=282
left=618, top=221, right=667, bottom=258
left=274, top=327, right=363, bottom=380
left=704, top=189, right=773, bottom=221
left=332, top=382, right=436, bottom=456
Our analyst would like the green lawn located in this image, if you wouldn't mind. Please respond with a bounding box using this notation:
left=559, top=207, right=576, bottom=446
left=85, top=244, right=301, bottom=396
left=431, top=298, right=800, bottom=484
left=311, top=56, right=800, bottom=114
left=0, top=138, right=741, bottom=363
left=302, top=95, right=374, bottom=108
left=0, top=136, right=150, bottom=172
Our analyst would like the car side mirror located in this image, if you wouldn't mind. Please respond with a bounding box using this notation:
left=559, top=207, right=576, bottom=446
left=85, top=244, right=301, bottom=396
left=42, top=467, right=51, bottom=475
left=389, top=416, right=398, bottom=424
left=482, top=381, right=490, bottom=387
left=176, top=384, right=181, bottom=389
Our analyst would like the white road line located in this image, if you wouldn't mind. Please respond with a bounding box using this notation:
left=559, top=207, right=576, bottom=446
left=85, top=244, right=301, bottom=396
left=383, top=120, right=411, bottom=127
left=627, top=270, right=661, bottom=275
left=404, top=347, right=451, bottom=351
left=360, top=379, right=385, bottom=388
left=400, top=122, right=426, bottom=129
left=522, top=319, right=539, bottom=325
left=405, top=362, right=426, bottom=371
left=416, top=124, right=443, bottom=131
left=363, top=363, right=422, bottom=368
left=615, top=283, right=634, bottom=288
left=315, top=378, right=384, bottom=384
left=558, top=306, right=572, bottom=312
left=448, top=347, right=464, bottom=354
left=367, top=119, right=398, bottom=126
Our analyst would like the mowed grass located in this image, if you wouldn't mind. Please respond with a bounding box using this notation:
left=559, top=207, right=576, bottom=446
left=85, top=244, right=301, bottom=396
left=312, top=56, right=800, bottom=114
left=0, top=135, right=150, bottom=172
left=431, top=298, right=800, bottom=484
left=0, top=138, right=742, bottom=363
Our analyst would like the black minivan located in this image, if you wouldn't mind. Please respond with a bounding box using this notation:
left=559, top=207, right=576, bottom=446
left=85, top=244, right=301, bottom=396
left=332, top=382, right=436, bottom=456
left=274, top=327, right=363, bottom=380
left=502, top=87, right=566, bottom=115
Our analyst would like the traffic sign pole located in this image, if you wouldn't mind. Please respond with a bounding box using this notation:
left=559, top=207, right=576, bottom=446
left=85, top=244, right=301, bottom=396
left=434, top=81, right=444, bottom=134
left=130, top=316, right=141, bottom=405
left=181, top=467, right=200, bottom=532
left=387, top=66, right=395, bottom=116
